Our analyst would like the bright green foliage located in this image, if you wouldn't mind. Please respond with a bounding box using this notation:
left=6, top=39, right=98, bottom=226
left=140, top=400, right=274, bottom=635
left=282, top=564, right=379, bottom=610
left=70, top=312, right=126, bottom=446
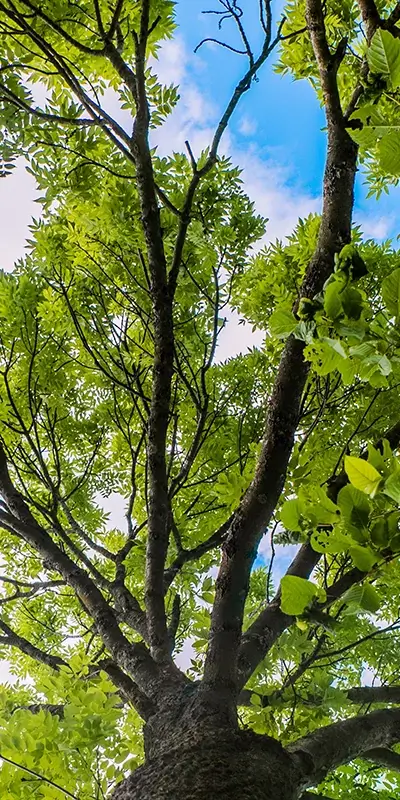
left=0, top=666, right=142, bottom=799
left=280, top=575, right=325, bottom=615
left=0, top=2, right=400, bottom=800
left=367, top=29, right=400, bottom=90
left=344, top=457, right=382, bottom=497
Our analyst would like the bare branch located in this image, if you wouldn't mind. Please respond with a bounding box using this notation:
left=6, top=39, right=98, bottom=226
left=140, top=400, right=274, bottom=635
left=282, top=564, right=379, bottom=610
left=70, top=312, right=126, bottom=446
left=305, top=0, right=345, bottom=126
left=128, top=0, right=174, bottom=664
left=356, top=0, right=382, bottom=40
left=363, top=747, right=400, bottom=772
left=289, top=708, right=400, bottom=789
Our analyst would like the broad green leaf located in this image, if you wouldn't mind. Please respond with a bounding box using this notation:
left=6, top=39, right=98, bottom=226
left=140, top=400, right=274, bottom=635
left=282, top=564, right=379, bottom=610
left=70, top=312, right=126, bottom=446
left=337, top=484, right=370, bottom=539
left=341, top=584, right=365, bottom=608
left=368, top=29, right=400, bottom=89
left=344, top=456, right=381, bottom=497
left=324, top=281, right=342, bottom=319
left=250, top=693, right=262, bottom=706
left=384, top=470, right=400, bottom=504
left=360, top=583, right=381, bottom=613
left=349, top=545, right=377, bottom=572
left=280, top=576, right=319, bottom=616
left=280, top=498, right=302, bottom=531
left=310, top=528, right=353, bottom=554
left=340, top=286, right=364, bottom=321
left=370, top=519, right=389, bottom=547
left=382, top=267, right=400, bottom=317
left=367, top=443, right=385, bottom=471
left=321, top=338, right=347, bottom=358
left=378, top=132, right=400, bottom=176
left=349, top=105, right=400, bottom=149
left=269, top=308, right=297, bottom=338
left=342, top=582, right=381, bottom=612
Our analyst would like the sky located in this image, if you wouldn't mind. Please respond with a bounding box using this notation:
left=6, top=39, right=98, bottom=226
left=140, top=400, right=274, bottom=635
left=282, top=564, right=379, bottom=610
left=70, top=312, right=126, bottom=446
left=0, top=1, right=398, bottom=678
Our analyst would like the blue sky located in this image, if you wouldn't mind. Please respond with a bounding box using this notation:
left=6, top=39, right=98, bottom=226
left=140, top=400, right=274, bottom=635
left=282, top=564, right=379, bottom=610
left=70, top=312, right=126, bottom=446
left=172, top=0, right=399, bottom=243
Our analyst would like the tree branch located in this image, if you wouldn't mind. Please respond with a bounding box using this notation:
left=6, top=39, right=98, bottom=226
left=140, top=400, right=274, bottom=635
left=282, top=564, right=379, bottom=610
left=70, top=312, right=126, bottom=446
left=163, top=516, right=233, bottom=591
left=363, top=747, right=400, bottom=772
left=98, top=658, right=155, bottom=720
left=237, top=543, right=320, bottom=688
left=289, top=708, right=400, bottom=789
left=0, top=618, right=67, bottom=671
left=129, top=0, right=174, bottom=664
left=305, top=0, right=345, bottom=126
left=16, top=0, right=105, bottom=55
left=0, top=752, right=78, bottom=800
left=240, top=682, right=400, bottom=710
left=0, top=443, right=183, bottom=701
left=356, top=0, right=382, bottom=40
left=202, top=0, right=358, bottom=700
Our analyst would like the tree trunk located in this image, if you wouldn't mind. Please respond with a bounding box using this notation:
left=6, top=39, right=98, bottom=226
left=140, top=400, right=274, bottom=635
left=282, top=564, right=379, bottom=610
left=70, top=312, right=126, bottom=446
left=112, top=727, right=301, bottom=800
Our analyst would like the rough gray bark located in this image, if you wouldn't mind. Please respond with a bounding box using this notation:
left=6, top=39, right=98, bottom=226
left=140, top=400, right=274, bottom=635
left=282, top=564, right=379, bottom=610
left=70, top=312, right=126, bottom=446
left=112, top=727, right=301, bottom=800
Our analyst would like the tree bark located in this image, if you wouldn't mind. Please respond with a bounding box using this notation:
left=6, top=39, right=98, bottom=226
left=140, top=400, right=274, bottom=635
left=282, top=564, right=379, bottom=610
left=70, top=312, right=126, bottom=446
left=112, top=727, right=301, bottom=800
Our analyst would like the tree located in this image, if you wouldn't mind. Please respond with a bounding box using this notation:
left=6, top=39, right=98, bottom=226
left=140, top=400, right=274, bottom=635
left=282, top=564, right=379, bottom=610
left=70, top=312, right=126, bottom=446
left=2, top=0, right=400, bottom=797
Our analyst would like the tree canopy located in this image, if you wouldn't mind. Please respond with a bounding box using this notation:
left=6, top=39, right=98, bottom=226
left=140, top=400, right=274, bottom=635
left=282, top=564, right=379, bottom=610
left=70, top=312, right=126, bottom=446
left=1, top=1, right=400, bottom=799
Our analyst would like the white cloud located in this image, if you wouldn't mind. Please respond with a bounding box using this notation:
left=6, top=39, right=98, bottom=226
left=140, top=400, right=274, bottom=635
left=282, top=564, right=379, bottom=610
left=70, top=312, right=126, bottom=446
left=0, top=158, right=39, bottom=272
left=152, top=37, right=187, bottom=86
left=355, top=213, right=394, bottom=241
left=235, top=147, right=319, bottom=244
left=0, top=659, right=16, bottom=684
left=238, top=115, right=257, bottom=137
left=216, top=309, right=264, bottom=363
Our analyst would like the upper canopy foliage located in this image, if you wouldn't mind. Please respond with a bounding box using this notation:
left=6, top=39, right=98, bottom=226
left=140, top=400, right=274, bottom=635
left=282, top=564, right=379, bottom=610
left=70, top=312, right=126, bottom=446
left=1, top=1, right=400, bottom=799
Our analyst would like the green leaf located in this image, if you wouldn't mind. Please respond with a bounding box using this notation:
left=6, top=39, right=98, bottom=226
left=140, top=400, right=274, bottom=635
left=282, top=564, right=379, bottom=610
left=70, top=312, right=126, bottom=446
left=349, top=545, right=377, bottom=572
left=378, top=132, right=400, bottom=176
left=250, top=693, right=262, bottom=706
left=269, top=308, right=297, bottom=338
left=384, top=470, right=400, bottom=504
left=382, top=268, right=400, bottom=318
left=367, top=443, right=385, bottom=471
left=337, top=484, right=371, bottom=539
left=280, top=498, right=302, bottom=531
left=341, top=584, right=365, bottom=607
left=324, top=281, right=342, bottom=319
left=344, top=456, right=381, bottom=497
left=368, top=29, right=400, bottom=89
left=340, top=286, right=364, bottom=320
left=370, top=519, right=389, bottom=547
left=310, top=528, right=353, bottom=554
left=321, top=338, right=347, bottom=358
left=342, top=582, right=381, bottom=612
left=360, top=583, right=381, bottom=613
left=280, top=575, right=319, bottom=615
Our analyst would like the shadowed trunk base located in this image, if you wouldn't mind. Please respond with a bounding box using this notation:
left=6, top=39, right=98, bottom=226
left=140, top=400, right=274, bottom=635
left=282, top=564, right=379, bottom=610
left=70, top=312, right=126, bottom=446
left=112, top=729, right=301, bottom=800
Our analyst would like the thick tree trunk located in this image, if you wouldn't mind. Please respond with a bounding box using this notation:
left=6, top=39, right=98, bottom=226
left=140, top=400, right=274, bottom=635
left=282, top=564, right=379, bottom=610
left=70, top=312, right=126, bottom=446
left=112, top=727, right=301, bottom=800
